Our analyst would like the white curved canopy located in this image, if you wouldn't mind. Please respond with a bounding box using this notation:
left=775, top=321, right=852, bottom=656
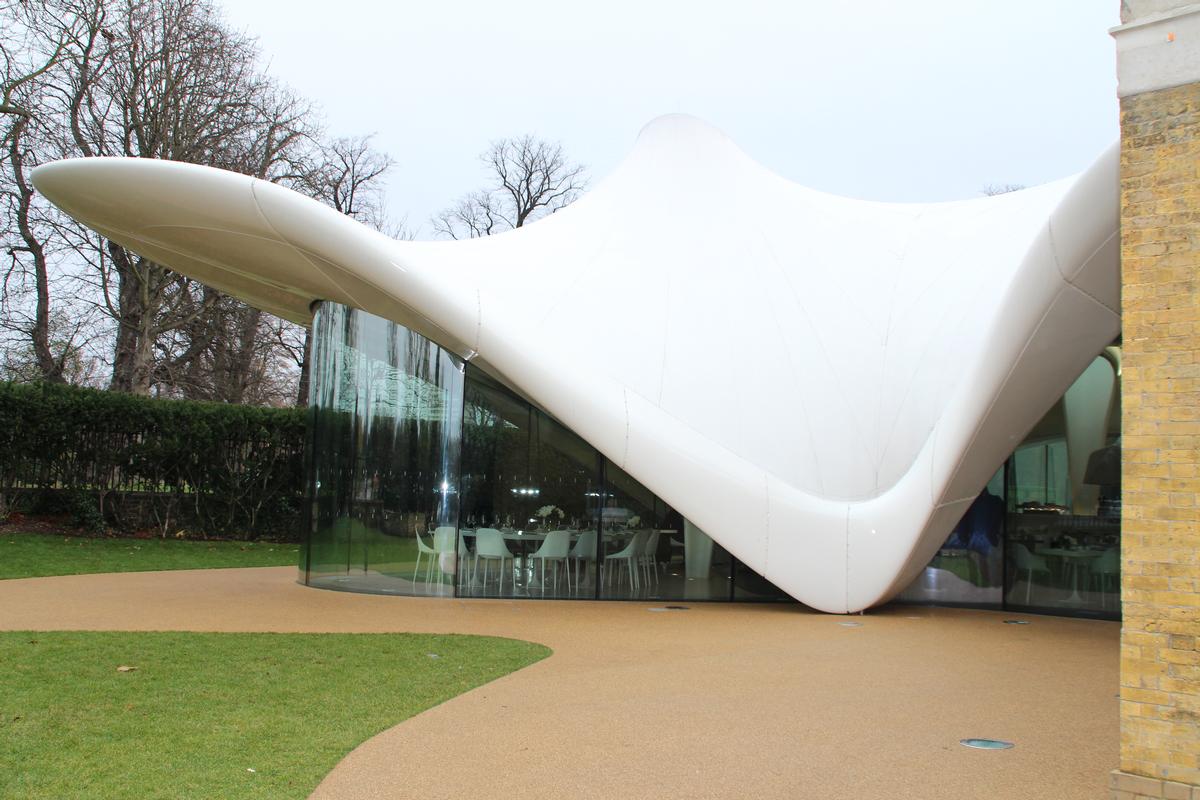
left=32, top=115, right=1120, bottom=612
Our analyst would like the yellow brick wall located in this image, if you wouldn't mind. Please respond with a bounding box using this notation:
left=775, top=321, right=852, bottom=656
left=1119, top=81, right=1200, bottom=788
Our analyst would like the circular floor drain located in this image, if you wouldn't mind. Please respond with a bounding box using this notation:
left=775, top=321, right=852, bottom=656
left=647, top=606, right=689, bottom=612
left=960, top=738, right=1014, bottom=750
left=1002, top=619, right=1030, bottom=625
left=838, top=621, right=862, bottom=627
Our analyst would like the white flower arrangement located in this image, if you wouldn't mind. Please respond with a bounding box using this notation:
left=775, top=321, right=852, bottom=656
left=627, top=515, right=641, bottom=528
left=535, top=505, right=564, bottom=520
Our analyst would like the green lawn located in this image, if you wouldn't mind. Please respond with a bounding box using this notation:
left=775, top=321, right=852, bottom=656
left=0, top=630, right=550, bottom=799
left=0, top=532, right=300, bottom=580
left=307, top=519, right=439, bottom=584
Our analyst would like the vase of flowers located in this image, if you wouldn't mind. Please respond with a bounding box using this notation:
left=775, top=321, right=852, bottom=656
left=535, top=505, right=564, bottom=529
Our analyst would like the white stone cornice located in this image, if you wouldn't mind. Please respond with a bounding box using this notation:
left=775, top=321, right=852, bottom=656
left=1112, top=3, right=1200, bottom=97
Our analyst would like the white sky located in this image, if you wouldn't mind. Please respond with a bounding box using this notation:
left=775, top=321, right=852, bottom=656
left=222, top=1, right=1121, bottom=238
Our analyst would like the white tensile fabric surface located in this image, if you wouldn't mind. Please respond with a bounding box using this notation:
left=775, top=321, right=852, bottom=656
left=32, top=115, right=1120, bottom=613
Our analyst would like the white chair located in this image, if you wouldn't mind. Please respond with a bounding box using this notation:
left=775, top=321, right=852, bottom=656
left=528, top=530, right=572, bottom=594
left=413, top=529, right=437, bottom=583
left=604, top=530, right=647, bottom=593
left=1013, top=543, right=1051, bottom=604
left=458, top=534, right=473, bottom=577
left=639, top=530, right=661, bottom=586
left=569, top=530, right=597, bottom=588
left=668, top=536, right=685, bottom=565
left=472, top=528, right=514, bottom=594
left=432, top=526, right=457, bottom=582
left=1089, top=547, right=1119, bottom=609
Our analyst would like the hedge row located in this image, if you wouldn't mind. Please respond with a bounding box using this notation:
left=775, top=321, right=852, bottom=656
left=0, top=382, right=306, bottom=540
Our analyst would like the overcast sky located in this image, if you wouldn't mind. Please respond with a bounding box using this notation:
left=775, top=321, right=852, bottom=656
left=222, top=1, right=1121, bottom=238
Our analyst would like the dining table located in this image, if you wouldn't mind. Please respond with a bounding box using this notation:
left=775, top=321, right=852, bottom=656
left=458, top=528, right=559, bottom=589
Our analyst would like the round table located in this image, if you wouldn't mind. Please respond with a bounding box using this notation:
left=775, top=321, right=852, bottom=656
left=1035, top=547, right=1105, bottom=604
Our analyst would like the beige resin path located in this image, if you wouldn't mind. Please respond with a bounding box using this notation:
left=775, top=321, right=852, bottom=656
left=0, top=567, right=1117, bottom=799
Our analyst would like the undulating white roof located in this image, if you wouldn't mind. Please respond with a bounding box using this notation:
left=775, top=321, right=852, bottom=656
left=32, top=115, right=1120, bottom=612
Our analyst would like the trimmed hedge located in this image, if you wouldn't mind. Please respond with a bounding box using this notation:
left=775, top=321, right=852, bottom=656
left=0, top=382, right=306, bottom=540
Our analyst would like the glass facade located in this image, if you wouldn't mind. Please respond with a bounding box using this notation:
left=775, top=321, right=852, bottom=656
left=897, top=468, right=1006, bottom=607
left=457, top=369, right=602, bottom=598
left=303, top=303, right=465, bottom=595
left=1003, top=352, right=1121, bottom=617
left=303, top=302, right=1119, bottom=618
left=302, top=302, right=777, bottom=602
left=899, top=351, right=1122, bottom=618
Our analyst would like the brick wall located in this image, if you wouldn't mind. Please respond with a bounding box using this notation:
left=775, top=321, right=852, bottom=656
left=1116, top=80, right=1200, bottom=796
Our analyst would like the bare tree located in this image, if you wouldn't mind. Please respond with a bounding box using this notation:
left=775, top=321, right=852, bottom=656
left=143, top=81, right=321, bottom=405
left=1, top=0, right=402, bottom=406
left=151, top=288, right=300, bottom=406
left=304, top=135, right=395, bottom=228
left=0, top=307, right=103, bottom=384
left=289, top=133, right=400, bottom=405
left=35, top=0, right=328, bottom=398
left=433, top=135, right=586, bottom=239
left=58, top=0, right=307, bottom=394
left=0, top=0, right=99, bottom=384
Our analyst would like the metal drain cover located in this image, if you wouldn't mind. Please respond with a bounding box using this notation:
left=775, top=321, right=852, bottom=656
left=960, top=738, right=1014, bottom=750
left=1002, top=620, right=1030, bottom=625
left=647, top=606, right=690, bottom=612
left=838, top=621, right=862, bottom=627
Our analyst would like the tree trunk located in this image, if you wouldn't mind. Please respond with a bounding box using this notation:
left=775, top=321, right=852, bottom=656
left=295, top=327, right=312, bottom=406
left=8, top=114, right=64, bottom=384
left=224, top=306, right=262, bottom=404
left=108, top=243, right=154, bottom=394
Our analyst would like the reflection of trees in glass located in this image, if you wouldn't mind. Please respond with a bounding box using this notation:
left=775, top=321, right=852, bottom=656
left=461, top=369, right=598, bottom=528
left=533, top=416, right=596, bottom=525
left=309, top=305, right=463, bottom=540
left=1012, top=440, right=1069, bottom=510
left=602, top=461, right=669, bottom=529
left=459, top=366, right=679, bottom=531
left=462, top=378, right=526, bottom=525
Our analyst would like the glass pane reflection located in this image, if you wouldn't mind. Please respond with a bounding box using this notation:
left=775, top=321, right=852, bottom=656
left=899, top=350, right=1121, bottom=618
left=1005, top=353, right=1121, bottom=616
left=599, top=461, right=734, bottom=601
left=457, top=369, right=600, bottom=598
left=303, top=302, right=464, bottom=595
left=898, top=468, right=1005, bottom=606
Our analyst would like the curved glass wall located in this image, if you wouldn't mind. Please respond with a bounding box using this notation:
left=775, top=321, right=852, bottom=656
left=302, top=302, right=788, bottom=602
left=900, top=350, right=1121, bottom=619
left=455, top=367, right=752, bottom=601
left=457, top=370, right=602, bottom=598
left=303, top=302, right=465, bottom=595
left=1003, top=350, right=1121, bottom=617
left=302, top=303, right=1118, bottom=617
